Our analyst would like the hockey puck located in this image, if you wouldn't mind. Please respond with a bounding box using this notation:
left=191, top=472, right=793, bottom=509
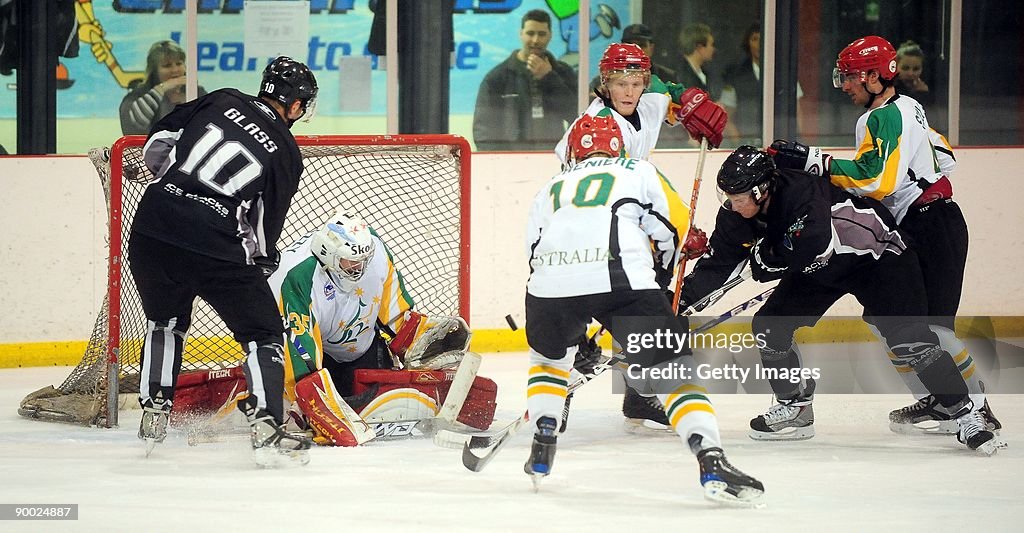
left=505, top=314, right=518, bottom=331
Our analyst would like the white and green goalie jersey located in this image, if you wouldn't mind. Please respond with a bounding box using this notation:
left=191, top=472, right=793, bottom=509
left=829, top=94, right=957, bottom=223
left=268, top=231, right=414, bottom=386
left=526, top=156, right=690, bottom=298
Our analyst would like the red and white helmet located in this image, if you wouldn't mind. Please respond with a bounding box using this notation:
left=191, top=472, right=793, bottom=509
left=833, top=36, right=898, bottom=88
left=567, top=113, right=623, bottom=162
left=599, top=43, right=651, bottom=87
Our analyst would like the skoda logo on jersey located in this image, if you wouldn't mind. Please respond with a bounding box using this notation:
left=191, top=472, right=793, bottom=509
left=253, top=100, right=277, bottom=120
left=324, top=282, right=336, bottom=301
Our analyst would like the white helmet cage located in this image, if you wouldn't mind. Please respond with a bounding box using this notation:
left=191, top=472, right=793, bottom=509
left=310, top=209, right=376, bottom=291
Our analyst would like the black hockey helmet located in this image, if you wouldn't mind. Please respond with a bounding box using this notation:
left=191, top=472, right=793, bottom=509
left=259, top=56, right=318, bottom=122
left=717, top=145, right=776, bottom=204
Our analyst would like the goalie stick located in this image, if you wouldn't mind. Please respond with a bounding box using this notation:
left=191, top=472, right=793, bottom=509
left=448, top=284, right=777, bottom=472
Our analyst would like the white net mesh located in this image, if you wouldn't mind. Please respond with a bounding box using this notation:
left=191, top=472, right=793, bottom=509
left=19, top=136, right=470, bottom=427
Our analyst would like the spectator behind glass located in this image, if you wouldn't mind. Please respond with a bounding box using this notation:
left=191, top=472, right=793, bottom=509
left=589, top=24, right=677, bottom=98
left=663, top=22, right=729, bottom=148
left=676, top=23, right=717, bottom=97
left=119, top=40, right=208, bottom=135
left=895, top=40, right=934, bottom=107
left=472, top=9, right=577, bottom=151
left=720, top=23, right=763, bottom=146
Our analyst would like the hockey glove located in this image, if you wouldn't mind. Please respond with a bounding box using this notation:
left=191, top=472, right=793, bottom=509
left=573, top=335, right=603, bottom=376
left=683, top=226, right=710, bottom=260
left=675, top=87, right=727, bottom=148
left=767, top=139, right=832, bottom=177
left=750, top=239, right=787, bottom=282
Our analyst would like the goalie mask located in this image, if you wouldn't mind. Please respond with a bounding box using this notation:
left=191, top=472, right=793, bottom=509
left=567, top=113, right=623, bottom=163
left=259, top=56, right=319, bottom=126
left=310, top=210, right=375, bottom=291
left=599, top=43, right=651, bottom=88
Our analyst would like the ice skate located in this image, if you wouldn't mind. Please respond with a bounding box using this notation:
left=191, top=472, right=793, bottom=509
left=889, top=395, right=958, bottom=435
left=697, top=447, right=765, bottom=507
left=749, top=396, right=814, bottom=441
left=622, top=388, right=674, bottom=434
left=955, top=408, right=1007, bottom=456
left=138, top=398, right=170, bottom=457
left=524, top=416, right=558, bottom=492
left=249, top=412, right=313, bottom=468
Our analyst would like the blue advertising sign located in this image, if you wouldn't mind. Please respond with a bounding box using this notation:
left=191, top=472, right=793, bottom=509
left=15, top=1, right=631, bottom=119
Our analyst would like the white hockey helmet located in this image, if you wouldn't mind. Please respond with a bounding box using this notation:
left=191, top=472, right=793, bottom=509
left=310, top=209, right=376, bottom=291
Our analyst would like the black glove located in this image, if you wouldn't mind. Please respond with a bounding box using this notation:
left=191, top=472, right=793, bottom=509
left=750, top=239, right=787, bottom=282
left=573, top=335, right=603, bottom=376
left=254, top=256, right=279, bottom=278
left=767, top=139, right=832, bottom=177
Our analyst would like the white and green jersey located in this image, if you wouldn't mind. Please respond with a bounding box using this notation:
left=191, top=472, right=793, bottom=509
left=554, top=75, right=690, bottom=164
left=268, top=232, right=413, bottom=384
left=829, top=94, right=956, bottom=223
left=526, top=156, right=690, bottom=297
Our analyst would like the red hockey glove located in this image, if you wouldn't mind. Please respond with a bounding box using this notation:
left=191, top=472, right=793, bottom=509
left=682, top=226, right=709, bottom=260
left=767, top=139, right=832, bottom=177
left=675, top=87, right=727, bottom=148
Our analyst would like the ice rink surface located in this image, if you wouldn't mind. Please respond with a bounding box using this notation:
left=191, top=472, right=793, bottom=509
left=1, top=350, right=1021, bottom=532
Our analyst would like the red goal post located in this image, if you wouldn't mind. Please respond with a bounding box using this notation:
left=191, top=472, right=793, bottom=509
left=19, top=134, right=471, bottom=428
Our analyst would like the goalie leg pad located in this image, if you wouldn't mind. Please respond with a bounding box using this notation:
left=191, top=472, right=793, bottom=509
left=457, top=376, right=498, bottom=430
left=295, top=369, right=366, bottom=447
left=169, top=367, right=247, bottom=427
left=351, top=368, right=498, bottom=430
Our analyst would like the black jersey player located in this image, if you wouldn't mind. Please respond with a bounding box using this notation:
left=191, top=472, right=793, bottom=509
left=129, top=56, right=318, bottom=467
left=680, top=146, right=1003, bottom=455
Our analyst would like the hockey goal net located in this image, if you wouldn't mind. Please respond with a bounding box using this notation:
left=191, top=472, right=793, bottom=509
left=19, top=134, right=471, bottom=428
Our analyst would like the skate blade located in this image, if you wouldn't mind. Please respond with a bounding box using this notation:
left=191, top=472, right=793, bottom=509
left=974, top=437, right=1008, bottom=456
left=748, top=426, right=814, bottom=441
left=889, top=420, right=957, bottom=436
left=528, top=473, right=547, bottom=493
left=253, top=447, right=311, bottom=468
left=623, top=418, right=675, bottom=435
left=702, top=481, right=766, bottom=508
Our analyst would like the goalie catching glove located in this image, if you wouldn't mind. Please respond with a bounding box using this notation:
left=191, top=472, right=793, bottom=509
left=675, top=87, right=727, bottom=148
left=389, top=311, right=472, bottom=369
left=767, top=139, right=832, bottom=177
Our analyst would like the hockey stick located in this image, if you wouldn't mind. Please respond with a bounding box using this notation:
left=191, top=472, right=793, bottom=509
left=450, top=271, right=757, bottom=450
left=671, top=137, right=709, bottom=313
left=453, top=285, right=776, bottom=472
left=75, top=0, right=146, bottom=88
left=576, top=267, right=751, bottom=372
